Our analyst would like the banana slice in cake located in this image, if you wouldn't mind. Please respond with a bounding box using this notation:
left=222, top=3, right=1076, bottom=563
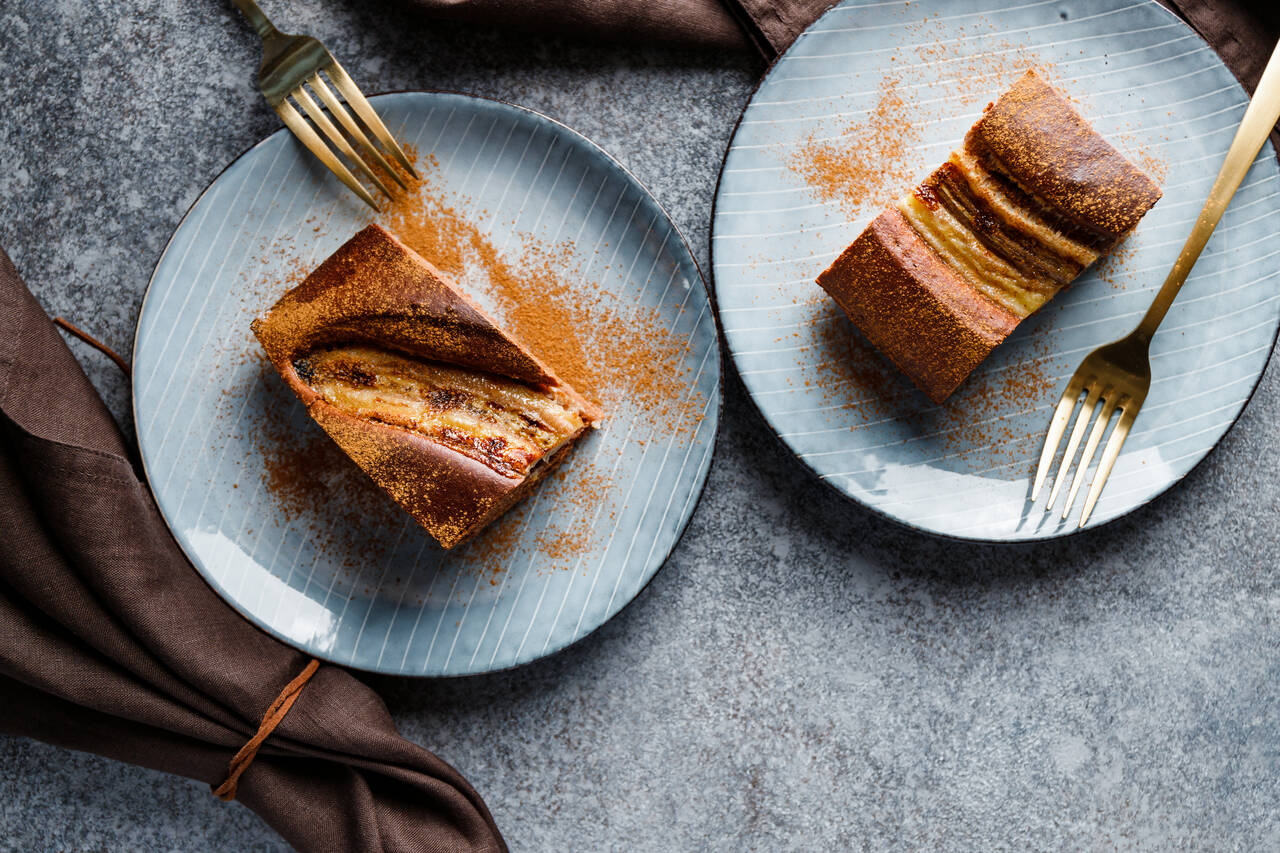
left=817, top=71, right=1161, bottom=403
left=252, top=224, right=600, bottom=549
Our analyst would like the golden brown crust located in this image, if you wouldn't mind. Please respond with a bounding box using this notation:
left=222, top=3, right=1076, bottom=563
left=251, top=224, right=599, bottom=548
left=966, top=70, right=1162, bottom=242
left=816, top=208, right=1020, bottom=403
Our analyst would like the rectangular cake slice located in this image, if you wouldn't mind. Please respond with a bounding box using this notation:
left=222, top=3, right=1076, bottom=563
left=251, top=224, right=601, bottom=549
left=816, top=70, right=1162, bottom=403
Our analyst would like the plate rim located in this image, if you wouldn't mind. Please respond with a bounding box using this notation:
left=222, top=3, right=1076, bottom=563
left=708, top=0, right=1280, bottom=545
left=132, top=88, right=724, bottom=676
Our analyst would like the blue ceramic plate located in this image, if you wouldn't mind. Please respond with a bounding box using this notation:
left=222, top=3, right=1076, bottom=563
left=134, top=92, right=719, bottom=676
left=712, top=0, right=1280, bottom=541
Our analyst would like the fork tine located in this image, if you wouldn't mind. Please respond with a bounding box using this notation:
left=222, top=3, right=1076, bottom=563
left=1079, top=405, right=1138, bottom=527
left=275, top=101, right=379, bottom=210
left=1061, top=389, right=1120, bottom=519
left=292, top=86, right=392, bottom=200
left=323, top=60, right=420, bottom=180
left=1031, top=374, right=1085, bottom=501
left=1045, top=382, right=1102, bottom=511
left=308, top=73, right=408, bottom=191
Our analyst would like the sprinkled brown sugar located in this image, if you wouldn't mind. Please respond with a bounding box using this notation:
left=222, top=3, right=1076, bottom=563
left=790, top=77, right=920, bottom=218
left=441, top=450, right=619, bottom=581
left=1123, top=142, right=1169, bottom=187
left=378, top=149, right=696, bottom=430
left=785, top=302, right=1057, bottom=470
left=1094, top=235, right=1139, bottom=289
left=535, top=524, right=596, bottom=565
left=790, top=297, right=902, bottom=423
left=787, top=19, right=1055, bottom=221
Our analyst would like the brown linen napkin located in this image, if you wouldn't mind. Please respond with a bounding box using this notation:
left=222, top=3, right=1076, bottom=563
left=1159, top=0, right=1280, bottom=92
left=397, top=0, right=753, bottom=50
left=0, top=248, right=505, bottom=853
left=400, top=0, right=1278, bottom=86
left=390, top=0, right=829, bottom=56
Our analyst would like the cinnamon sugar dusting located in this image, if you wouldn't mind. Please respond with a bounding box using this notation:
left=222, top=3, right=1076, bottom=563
left=787, top=299, right=1057, bottom=469
left=379, top=150, right=694, bottom=428
left=790, top=77, right=920, bottom=217
left=789, top=27, right=1052, bottom=219
left=448, top=452, right=618, bottom=583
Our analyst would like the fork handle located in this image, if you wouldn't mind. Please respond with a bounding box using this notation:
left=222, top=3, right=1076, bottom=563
left=231, top=0, right=280, bottom=40
left=1135, top=37, right=1280, bottom=342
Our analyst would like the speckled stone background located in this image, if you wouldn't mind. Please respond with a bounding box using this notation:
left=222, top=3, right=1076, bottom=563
left=3, top=1, right=1279, bottom=850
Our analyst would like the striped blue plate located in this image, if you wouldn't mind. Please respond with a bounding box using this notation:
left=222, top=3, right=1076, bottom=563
left=133, top=93, right=719, bottom=676
left=712, top=0, right=1280, bottom=541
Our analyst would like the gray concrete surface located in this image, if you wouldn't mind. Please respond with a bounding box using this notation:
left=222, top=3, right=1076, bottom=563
left=2, top=1, right=1279, bottom=850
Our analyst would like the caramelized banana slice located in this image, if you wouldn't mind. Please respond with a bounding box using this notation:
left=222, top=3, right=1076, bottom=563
left=296, top=345, right=587, bottom=479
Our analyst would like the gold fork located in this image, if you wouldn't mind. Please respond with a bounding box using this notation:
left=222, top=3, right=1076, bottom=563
left=1031, top=38, right=1280, bottom=527
left=232, top=0, right=419, bottom=209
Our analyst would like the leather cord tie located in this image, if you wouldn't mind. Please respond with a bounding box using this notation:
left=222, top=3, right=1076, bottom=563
left=51, top=318, right=320, bottom=801
left=53, top=317, right=132, bottom=376
left=213, top=658, right=320, bottom=802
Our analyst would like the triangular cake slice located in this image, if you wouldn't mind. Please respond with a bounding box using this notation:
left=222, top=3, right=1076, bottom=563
left=817, top=70, right=1162, bottom=403
left=252, top=224, right=601, bottom=549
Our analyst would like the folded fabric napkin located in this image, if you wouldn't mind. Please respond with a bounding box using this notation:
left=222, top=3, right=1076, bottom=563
left=0, top=249, right=505, bottom=853
left=394, top=0, right=830, bottom=56
left=402, top=0, right=1279, bottom=92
